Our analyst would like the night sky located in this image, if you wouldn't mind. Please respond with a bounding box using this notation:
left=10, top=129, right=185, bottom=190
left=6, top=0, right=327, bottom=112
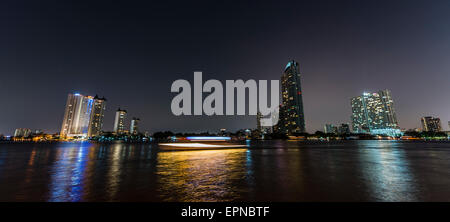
left=1, top=0, right=449, bottom=135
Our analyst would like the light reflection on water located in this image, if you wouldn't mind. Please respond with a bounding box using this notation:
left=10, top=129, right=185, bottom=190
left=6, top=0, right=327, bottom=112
left=106, top=143, right=123, bottom=201
left=156, top=149, right=248, bottom=201
left=355, top=141, right=418, bottom=201
left=0, top=141, right=449, bottom=201
left=49, top=142, right=90, bottom=202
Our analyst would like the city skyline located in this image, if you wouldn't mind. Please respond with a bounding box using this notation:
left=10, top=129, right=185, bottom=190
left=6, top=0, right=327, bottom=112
left=1, top=62, right=450, bottom=135
left=3, top=0, right=450, bottom=212
left=1, top=0, right=450, bottom=134
left=5, top=67, right=448, bottom=137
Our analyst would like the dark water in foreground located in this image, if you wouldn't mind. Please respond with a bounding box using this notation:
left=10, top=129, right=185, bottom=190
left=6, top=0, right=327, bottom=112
left=0, top=140, right=449, bottom=202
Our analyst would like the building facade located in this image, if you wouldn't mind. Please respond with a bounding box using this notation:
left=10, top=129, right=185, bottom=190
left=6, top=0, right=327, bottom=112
left=87, top=95, right=107, bottom=137
left=324, top=123, right=350, bottom=134
left=324, top=124, right=338, bottom=134
left=114, top=108, right=127, bottom=134
left=14, top=128, right=32, bottom=137
left=60, top=93, right=95, bottom=138
left=351, top=90, right=400, bottom=136
left=279, top=60, right=306, bottom=134
left=130, top=117, right=140, bottom=135
left=338, top=123, right=351, bottom=134
left=421, top=116, right=442, bottom=132
left=272, top=105, right=285, bottom=134
left=256, top=112, right=262, bottom=132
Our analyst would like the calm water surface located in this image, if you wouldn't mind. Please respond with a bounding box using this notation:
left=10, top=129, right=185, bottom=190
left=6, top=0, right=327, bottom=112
left=0, top=140, right=449, bottom=202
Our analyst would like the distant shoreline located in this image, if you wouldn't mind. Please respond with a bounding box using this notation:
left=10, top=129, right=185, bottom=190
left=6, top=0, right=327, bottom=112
left=1, top=139, right=449, bottom=144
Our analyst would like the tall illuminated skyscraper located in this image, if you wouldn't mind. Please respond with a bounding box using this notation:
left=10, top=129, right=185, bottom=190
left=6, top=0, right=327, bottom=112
left=60, top=93, right=95, bottom=138
left=351, top=89, right=399, bottom=135
left=114, top=108, right=127, bottom=134
left=87, top=95, right=107, bottom=137
left=279, top=60, right=305, bottom=134
left=130, top=117, right=140, bottom=135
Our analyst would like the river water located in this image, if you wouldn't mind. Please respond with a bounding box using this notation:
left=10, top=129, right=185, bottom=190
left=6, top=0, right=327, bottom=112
left=0, top=140, right=449, bottom=202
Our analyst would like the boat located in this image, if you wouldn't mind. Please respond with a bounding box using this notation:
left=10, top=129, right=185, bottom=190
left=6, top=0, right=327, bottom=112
left=158, top=136, right=248, bottom=151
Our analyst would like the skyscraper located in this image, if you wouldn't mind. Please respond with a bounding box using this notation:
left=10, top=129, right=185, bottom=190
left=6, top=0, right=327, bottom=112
left=14, top=128, right=32, bottom=137
left=279, top=60, right=306, bottom=134
left=114, top=108, right=127, bottom=134
left=338, top=123, right=351, bottom=134
left=130, top=117, right=140, bottom=135
left=272, top=105, right=285, bottom=134
left=87, top=95, right=107, bottom=137
left=324, top=123, right=350, bottom=134
left=256, top=111, right=262, bottom=132
left=60, top=93, right=95, bottom=138
left=421, top=116, right=442, bottom=132
left=324, top=124, right=337, bottom=134
left=351, top=89, right=400, bottom=136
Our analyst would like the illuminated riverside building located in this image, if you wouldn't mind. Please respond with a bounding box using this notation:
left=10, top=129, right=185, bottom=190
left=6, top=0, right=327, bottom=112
left=114, top=108, right=127, bottom=134
left=324, top=124, right=337, bottom=134
left=338, top=123, right=351, bottom=134
left=60, top=93, right=94, bottom=138
left=14, top=128, right=32, bottom=137
left=324, top=123, right=350, bottom=134
left=421, top=116, right=442, bottom=132
left=87, top=96, right=107, bottom=137
left=278, top=60, right=306, bottom=134
left=255, top=111, right=271, bottom=137
left=130, top=117, right=140, bottom=134
left=256, top=111, right=262, bottom=131
left=273, top=105, right=285, bottom=134
left=351, top=89, right=400, bottom=136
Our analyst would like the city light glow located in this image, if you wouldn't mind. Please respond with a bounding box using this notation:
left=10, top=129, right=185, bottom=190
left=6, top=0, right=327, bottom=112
left=159, top=143, right=247, bottom=148
left=186, top=136, right=231, bottom=141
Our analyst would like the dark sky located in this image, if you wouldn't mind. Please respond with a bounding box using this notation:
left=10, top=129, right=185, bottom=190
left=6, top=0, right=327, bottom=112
left=1, top=0, right=449, bottom=135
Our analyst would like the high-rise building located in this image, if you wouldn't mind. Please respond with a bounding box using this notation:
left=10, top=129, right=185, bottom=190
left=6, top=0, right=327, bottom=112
left=87, top=95, right=107, bottom=137
left=324, top=123, right=350, bottom=134
left=130, top=117, right=140, bottom=135
left=324, top=124, right=337, bottom=134
left=279, top=60, right=306, bottom=134
left=272, top=105, right=285, bottom=134
left=421, top=116, right=442, bottom=132
left=256, top=111, right=272, bottom=137
left=351, top=90, right=400, bottom=136
left=60, top=93, right=95, bottom=138
left=14, top=128, right=32, bottom=137
left=257, top=110, right=273, bottom=135
left=256, top=111, right=262, bottom=132
left=114, top=108, right=127, bottom=134
left=338, top=123, right=351, bottom=134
